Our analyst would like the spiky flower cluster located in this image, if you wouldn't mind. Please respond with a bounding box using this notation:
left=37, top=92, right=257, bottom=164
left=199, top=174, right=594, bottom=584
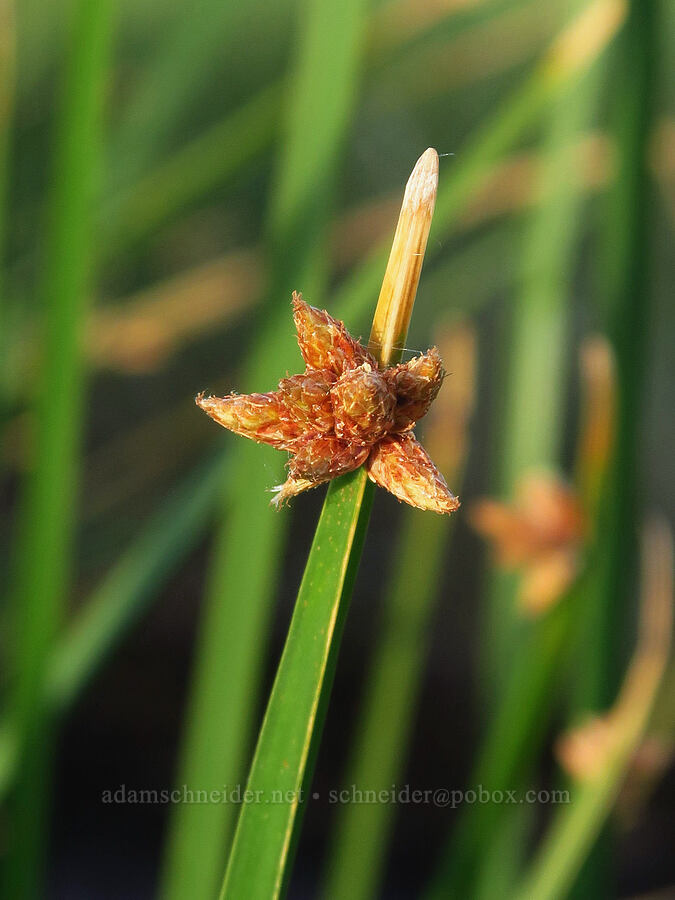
left=197, top=293, right=459, bottom=513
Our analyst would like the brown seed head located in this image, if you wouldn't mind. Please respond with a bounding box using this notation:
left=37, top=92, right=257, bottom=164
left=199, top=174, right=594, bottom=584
left=330, top=364, right=396, bottom=443
left=385, top=346, right=444, bottom=431
left=278, top=369, right=334, bottom=434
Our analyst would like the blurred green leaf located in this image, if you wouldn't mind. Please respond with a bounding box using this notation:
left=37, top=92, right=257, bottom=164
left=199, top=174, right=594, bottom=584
left=47, top=454, right=225, bottom=713
left=0, top=453, right=224, bottom=799
left=108, top=0, right=291, bottom=189
left=104, top=85, right=282, bottom=256
left=423, top=3, right=625, bottom=893
left=479, top=0, right=607, bottom=711
left=515, top=518, right=672, bottom=900
left=3, top=0, right=116, bottom=896
left=429, top=598, right=577, bottom=899
left=99, top=0, right=548, bottom=266
left=0, top=0, right=14, bottom=412
left=585, top=0, right=657, bottom=710
left=562, top=3, right=660, bottom=890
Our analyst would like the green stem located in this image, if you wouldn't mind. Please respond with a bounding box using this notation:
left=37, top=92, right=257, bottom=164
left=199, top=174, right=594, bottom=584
left=218, top=142, right=441, bottom=900
left=322, top=322, right=475, bottom=900
left=220, top=471, right=374, bottom=898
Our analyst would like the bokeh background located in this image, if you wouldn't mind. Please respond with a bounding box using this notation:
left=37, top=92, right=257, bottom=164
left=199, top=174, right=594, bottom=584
left=1, top=0, right=673, bottom=897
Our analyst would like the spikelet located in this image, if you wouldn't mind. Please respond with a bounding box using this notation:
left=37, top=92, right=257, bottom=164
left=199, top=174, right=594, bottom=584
left=196, top=391, right=301, bottom=450
left=330, top=364, right=396, bottom=443
left=366, top=433, right=460, bottom=515
left=292, top=292, right=375, bottom=374
left=278, top=369, right=335, bottom=434
left=384, top=347, right=444, bottom=431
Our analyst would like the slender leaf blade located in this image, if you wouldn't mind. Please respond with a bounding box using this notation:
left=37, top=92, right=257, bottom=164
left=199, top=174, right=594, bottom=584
left=3, top=0, right=115, bottom=895
left=0, top=453, right=224, bottom=798
left=221, top=470, right=374, bottom=899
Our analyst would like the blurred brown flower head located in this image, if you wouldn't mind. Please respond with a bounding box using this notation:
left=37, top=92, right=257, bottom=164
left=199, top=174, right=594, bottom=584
left=471, top=472, right=585, bottom=615
left=197, top=293, right=459, bottom=514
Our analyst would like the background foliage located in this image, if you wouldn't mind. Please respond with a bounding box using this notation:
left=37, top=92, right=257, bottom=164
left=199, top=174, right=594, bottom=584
left=1, top=0, right=673, bottom=897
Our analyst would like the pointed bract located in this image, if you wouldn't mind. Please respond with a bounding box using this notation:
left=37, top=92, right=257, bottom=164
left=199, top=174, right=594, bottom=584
left=384, top=347, right=444, bottom=431
left=290, top=435, right=370, bottom=483
left=271, top=437, right=370, bottom=507
left=196, top=391, right=301, bottom=450
left=278, top=369, right=335, bottom=434
left=366, top=433, right=460, bottom=515
left=292, top=292, right=375, bottom=374
left=270, top=476, right=316, bottom=508
left=330, top=364, right=396, bottom=443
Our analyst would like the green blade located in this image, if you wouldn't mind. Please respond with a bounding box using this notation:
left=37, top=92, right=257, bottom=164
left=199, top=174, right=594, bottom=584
left=220, top=470, right=374, bottom=899
left=322, top=322, right=476, bottom=900
left=514, top=518, right=672, bottom=900
left=0, top=452, right=225, bottom=799
left=3, top=0, right=115, bottom=896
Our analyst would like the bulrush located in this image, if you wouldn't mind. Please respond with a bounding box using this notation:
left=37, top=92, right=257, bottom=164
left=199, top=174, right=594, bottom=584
left=197, top=148, right=460, bottom=514
left=197, top=294, right=458, bottom=513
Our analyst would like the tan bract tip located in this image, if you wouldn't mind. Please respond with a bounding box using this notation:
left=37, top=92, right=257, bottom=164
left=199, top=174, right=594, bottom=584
left=370, top=148, right=439, bottom=367
left=403, top=148, right=439, bottom=212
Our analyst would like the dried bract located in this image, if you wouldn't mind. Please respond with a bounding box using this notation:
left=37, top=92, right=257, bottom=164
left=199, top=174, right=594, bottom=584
left=366, top=433, right=460, bottom=514
left=384, top=346, right=444, bottom=431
